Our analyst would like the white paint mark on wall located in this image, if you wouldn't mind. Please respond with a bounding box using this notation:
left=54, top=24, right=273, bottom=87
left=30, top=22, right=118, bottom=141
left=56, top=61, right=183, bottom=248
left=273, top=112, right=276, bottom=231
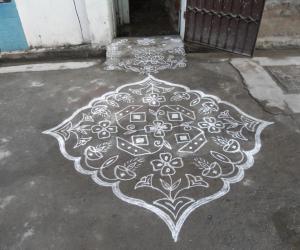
left=0, top=61, right=100, bottom=74
left=0, top=195, right=16, bottom=209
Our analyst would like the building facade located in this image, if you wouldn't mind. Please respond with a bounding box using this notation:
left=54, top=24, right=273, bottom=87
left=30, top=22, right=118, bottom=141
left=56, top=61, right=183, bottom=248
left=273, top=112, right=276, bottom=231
left=0, top=0, right=299, bottom=52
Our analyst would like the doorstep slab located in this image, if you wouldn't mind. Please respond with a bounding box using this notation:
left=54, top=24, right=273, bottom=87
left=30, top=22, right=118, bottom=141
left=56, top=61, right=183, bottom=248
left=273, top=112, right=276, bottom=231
left=104, top=36, right=187, bottom=74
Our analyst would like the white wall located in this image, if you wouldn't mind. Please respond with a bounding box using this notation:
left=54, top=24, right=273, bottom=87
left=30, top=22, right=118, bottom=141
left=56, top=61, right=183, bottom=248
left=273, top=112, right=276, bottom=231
left=84, top=0, right=116, bottom=46
left=15, top=0, right=116, bottom=48
left=15, top=0, right=84, bottom=48
left=74, top=0, right=92, bottom=43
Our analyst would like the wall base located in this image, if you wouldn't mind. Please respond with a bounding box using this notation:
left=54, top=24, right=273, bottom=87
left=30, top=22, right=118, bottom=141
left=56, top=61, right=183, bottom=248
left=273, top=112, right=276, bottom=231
left=0, top=44, right=106, bottom=63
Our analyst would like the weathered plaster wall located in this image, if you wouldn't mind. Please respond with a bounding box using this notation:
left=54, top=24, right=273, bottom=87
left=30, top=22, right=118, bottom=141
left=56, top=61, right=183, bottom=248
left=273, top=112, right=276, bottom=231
left=257, top=0, right=300, bottom=48
left=73, top=0, right=92, bottom=43
left=14, top=0, right=115, bottom=49
left=84, top=0, right=116, bottom=46
left=15, top=0, right=84, bottom=48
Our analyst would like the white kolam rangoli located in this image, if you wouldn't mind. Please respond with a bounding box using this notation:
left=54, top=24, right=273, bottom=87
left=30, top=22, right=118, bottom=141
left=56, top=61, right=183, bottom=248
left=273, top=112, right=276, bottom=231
left=44, top=75, right=272, bottom=241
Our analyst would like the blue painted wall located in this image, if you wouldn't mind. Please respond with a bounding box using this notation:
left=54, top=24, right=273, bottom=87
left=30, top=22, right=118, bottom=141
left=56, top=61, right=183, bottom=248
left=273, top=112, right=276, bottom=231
left=0, top=0, right=28, bottom=52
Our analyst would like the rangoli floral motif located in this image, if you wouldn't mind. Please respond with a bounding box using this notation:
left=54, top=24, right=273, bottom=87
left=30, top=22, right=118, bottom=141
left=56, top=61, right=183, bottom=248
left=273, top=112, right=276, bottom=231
left=44, top=75, right=272, bottom=241
left=104, top=36, right=187, bottom=74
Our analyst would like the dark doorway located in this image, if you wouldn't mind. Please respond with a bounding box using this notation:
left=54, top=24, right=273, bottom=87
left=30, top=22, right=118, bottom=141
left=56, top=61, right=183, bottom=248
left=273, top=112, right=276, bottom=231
left=118, top=0, right=180, bottom=37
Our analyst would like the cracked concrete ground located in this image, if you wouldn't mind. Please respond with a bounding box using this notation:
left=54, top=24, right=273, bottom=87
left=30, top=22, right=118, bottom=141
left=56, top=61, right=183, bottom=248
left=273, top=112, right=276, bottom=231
left=0, top=53, right=299, bottom=250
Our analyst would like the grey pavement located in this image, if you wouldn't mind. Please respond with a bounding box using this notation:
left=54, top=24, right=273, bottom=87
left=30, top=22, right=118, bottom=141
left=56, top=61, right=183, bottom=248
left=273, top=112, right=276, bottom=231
left=0, top=53, right=299, bottom=250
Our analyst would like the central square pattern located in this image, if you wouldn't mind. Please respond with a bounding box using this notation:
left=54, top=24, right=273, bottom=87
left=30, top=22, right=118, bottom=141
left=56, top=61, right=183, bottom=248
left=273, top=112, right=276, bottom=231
left=167, top=112, right=183, bottom=121
left=130, top=112, right=146, bottom=122
left=175, top=133, right=190, bottom=143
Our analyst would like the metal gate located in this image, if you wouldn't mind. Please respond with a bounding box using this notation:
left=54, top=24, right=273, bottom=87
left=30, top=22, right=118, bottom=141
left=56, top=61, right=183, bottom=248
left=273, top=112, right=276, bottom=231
left=184, top=0, right=266, bottom=56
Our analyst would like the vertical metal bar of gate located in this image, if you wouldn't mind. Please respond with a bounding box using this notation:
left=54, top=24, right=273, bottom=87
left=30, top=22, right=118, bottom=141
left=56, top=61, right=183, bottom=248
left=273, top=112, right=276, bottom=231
left=184, top=0, right=266, bottom=56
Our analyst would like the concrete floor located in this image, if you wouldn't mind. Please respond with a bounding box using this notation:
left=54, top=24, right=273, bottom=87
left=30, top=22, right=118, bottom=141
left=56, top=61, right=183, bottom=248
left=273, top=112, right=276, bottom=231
left=0, top=53, right=299, bottom=249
